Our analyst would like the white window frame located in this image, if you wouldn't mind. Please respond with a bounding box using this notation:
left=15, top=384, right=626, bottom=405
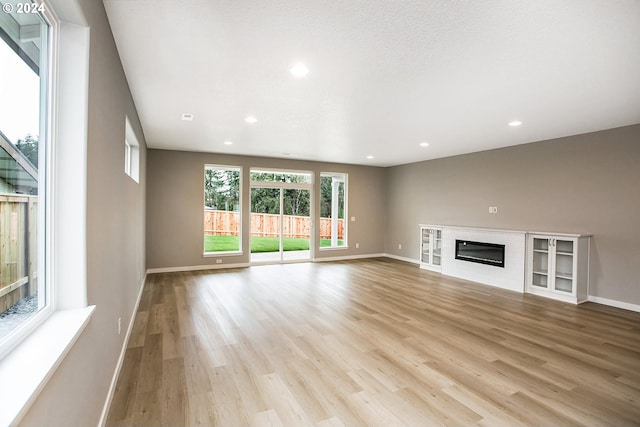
left=0, top=0, right=53, bottom=359
left=0, top=1, right=95, bottom=424
left=319, top=172, right=348, bottom=250
left=124, top=116, right=139, bottom=183
left=203, top=164, right=243, bottom=256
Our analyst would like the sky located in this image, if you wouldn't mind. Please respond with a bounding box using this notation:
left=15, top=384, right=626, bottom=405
left=0, top=39, right=40, bottom=143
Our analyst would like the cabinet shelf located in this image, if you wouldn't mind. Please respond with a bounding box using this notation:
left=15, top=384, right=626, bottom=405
left=419, top=226, right=442, bottom=272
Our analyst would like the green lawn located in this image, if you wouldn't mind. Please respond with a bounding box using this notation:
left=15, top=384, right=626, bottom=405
left=204, top=235, right=239, bottom=252
left=204, top=235, right=343, bottom=253
left=251, top=237, right=309, bottom=252
left=319, top=239, right=345, bottom=247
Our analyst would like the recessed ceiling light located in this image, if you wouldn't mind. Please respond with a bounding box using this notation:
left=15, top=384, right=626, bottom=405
left=420, top=141, right=430, bottom=147
left=223, top=141, right=233, bottom=145
left=181, top=113, right=194, bottom=121
left=508, top=120, right=522, bottom=127
left=366, top=155, right=374, bottom=159
left=290, top=63, right=310, bottom=78
left=245, top=116, right=257, bottom=124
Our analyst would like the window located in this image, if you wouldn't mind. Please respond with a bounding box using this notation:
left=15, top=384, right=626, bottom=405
left=250, top=169, right=313, bottom=184
left=0, top=2, right=50, bottom=351
left=320, top=172, right=347, bottom=248
left=124, top=116, right=139, bottom=182
left=249, top=169, right=313, bottom=262
left=204, top=165, right=241, bottom=254
left=0, top=3, right=96, bottom=422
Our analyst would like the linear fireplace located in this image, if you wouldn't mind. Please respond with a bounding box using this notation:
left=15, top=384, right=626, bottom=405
left=455, top=240, right=505, bottom=268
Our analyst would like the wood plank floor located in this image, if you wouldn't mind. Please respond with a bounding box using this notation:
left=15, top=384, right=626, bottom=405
left=106, top=258, right=640, bottom=427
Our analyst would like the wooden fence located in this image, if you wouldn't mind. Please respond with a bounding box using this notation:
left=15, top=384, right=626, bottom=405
left=0, top=194, right=38, bottom=312
left=204, top=209, right=344, bottom=239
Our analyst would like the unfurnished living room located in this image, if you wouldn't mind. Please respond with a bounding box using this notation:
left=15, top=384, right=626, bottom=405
left=0, top=0, right=638, bottom=426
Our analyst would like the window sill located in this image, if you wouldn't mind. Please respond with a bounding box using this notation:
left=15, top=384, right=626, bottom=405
left=0, top=305, right=95, bottom=426
left=319, top=246, right=349, bottom=251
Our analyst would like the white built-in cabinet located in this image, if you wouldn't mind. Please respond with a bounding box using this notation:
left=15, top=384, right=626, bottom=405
left=419, top=225, right=442, bottom=272
left=526, top=233, right=590, bottom=304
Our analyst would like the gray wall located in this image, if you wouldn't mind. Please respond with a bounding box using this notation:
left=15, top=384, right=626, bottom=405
left=385, top=124, right=640, bottom=305
left=19, top=0, right=147, bottom=425
left=146, top=150, right=386, bottom=269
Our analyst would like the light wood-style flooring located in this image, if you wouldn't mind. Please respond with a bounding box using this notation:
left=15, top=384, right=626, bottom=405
left=106, top=258, right=640, bottom=426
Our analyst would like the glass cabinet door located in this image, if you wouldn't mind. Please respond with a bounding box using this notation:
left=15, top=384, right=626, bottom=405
left=531, top=237, right=550, bottom=289
left=421, top=228, right=431, bottom=264
left=432, top=229, right=442, bottom=266
left=553, top=239, right=574, bottom=293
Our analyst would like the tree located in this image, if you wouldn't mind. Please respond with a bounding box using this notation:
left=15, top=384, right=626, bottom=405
left=283, top=189, right=310, bottom=216
left=320, top=175, right=344, bottom=218
left=204, top=168, right=240, bottom=210
left=250, top=172, right=311, bottom=216
left=15, top=134, right=39, bottom=168
left=251, top=187, right=280, bottom=214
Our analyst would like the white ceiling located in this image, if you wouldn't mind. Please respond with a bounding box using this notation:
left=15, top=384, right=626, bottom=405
left=103, top=0, right=640, bottom=167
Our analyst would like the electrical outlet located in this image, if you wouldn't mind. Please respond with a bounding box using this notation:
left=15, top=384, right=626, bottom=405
left=356, top=243, right=359, bottom=248
left=216, top=259, right=222, bottom=264
left=489, top=206, right=498, bottom=214
left=351, top=216, right=356, bottom=222
left=118, top=317, right=122, bottom=335
left=398, top=243, right=402, bottom=250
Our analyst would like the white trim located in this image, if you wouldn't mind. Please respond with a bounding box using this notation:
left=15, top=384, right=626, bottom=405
left=313, top=253, right=385, bottom=262
left=384, top=253, right=420, bottom=265
left=251, top=258, right=310, bottom=266
left=98, top=273, right=146, bottom=427
left=588, top=296, right=640, bottom=313
left=0, top=306, right=95, bottom=427
left=124, top=117, right=140, bottom=183
left=147, top=262, right=250, bottom=274
left=318, top=245, right=350, bottom=251
left=53, top=19, right=90, bottom=310
left=203, top=164, right=243, bottom=254
left=203, top=251, right=243, bottom=257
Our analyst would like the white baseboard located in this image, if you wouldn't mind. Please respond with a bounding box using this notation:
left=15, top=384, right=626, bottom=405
left=147, top=262, right=250, bottom=274
left=588, top=295, right=640, bottom=313
left=98, top=272, right=147, bottom=427
left=383, top=253, right=420, bottom=265
left=313, top=253, right=386, bottom=262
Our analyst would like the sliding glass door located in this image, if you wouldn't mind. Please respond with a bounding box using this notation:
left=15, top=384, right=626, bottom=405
left=250, top=170, right=312, bottom=263
left=250, top=187, right=282, bottom=263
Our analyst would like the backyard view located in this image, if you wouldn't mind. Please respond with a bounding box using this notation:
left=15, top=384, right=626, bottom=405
left=204, top=235, right=343, bottom=252
left=204, top=168, right=346, bottom=258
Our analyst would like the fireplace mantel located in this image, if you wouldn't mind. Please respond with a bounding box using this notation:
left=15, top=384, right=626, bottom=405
left=419, top=225, right=527, bottom=293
